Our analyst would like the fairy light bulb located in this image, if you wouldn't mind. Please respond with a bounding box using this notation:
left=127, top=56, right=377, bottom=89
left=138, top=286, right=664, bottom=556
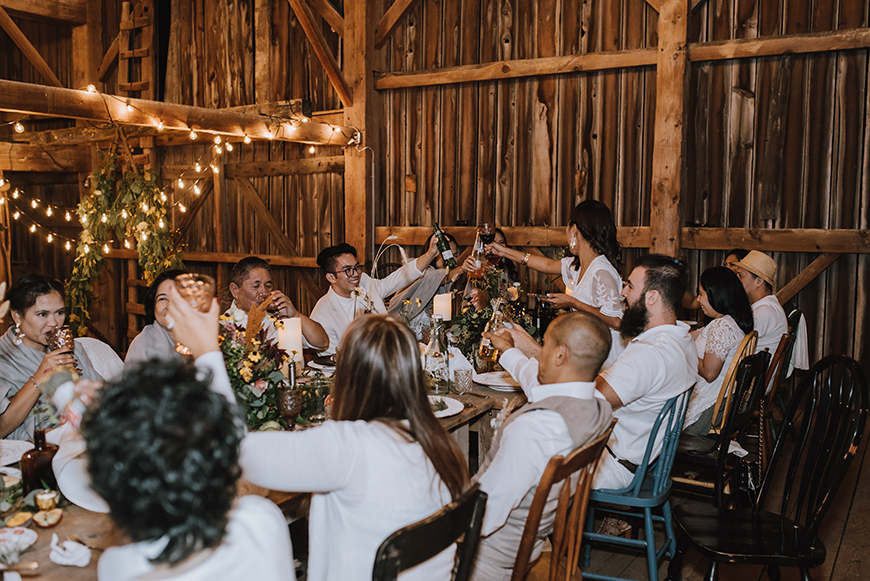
left=13, top=122, right=24, bottom=133
left=31, top=199, right=38, bottom=208
left=158, top=219, right=165, bottom=228
left=195, top=163, right=202, bottom=173
left=160, top=193, right=167, bottom=202
left=193, top=184, right=201, bottom=195
left=47, top=234, right=53, bottom=243
left=308, top=146, right=315, bottom=154
left=189, top=130, right=198, bottom=140
left=226, top=142, right=234, bottom=152
left=177, top=179, right=185, bottom=189
left=65, top=211, right=71, bottom=221
left=267, top=129, right=275, bottom=140
left=126, top=104, right=134, bottom=113
left=210, top=164, right=219, bottom=174
left=86, top=84, right=96, bottom=93
left=29, top=224, right=36, bottom=233
left=11, top=189, right=19, bottom=199
left=243, top=135, right=251, bottom=144
left=0, top=198, right=5, bottom=205
left=214, top=135, right=222, bottom=145
left=101, top=213, right=107, bottom=223
left=215, top=145, right=222, bottom=154
left=103, top=244, right=110, bottom=253
left=121, top=209, right=128, bottom=219
left=142, top=202, right=149, bottom=212
left=157, top=120, right=165, bottom=131
left=124, top=239, right=131, bottom=249
left=12, top=212, right=19, bottom=220
left=0, top=178, right=4, bottom=187
left=46, top=207, right=53, bottom=217
left=84, top=244, right=90, bottom=253
left=179, top=204, right=187, bottom=213
left=141, top=232, right=148, bottom=241
left=65, top=241, right=71, bottom=250
left=81, top=214, right=87, bottom=225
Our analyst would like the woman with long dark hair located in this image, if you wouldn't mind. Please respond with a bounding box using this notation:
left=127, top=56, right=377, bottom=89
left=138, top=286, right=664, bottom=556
left=124, top=269, right=186, bottom=367
left=683, top=266, right=754, bottom=434
left=486, top=200, right=625, bottom=366
left=164, top=294, right=470, bottom=581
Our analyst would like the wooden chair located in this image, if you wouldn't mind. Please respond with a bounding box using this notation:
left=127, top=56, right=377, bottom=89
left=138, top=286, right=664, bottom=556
left=671, top=351, right=770, bottom=508
left=510, top=419, right=617, bottom=581
left=581, top=389, right=693, bottom=581
left=759, top=332, right=792, bottom=466
left=372, top=484, right=487, bottom=581
left=708, top=331, right=758, bottom=435
left=666, top=355, right=868, bottom=581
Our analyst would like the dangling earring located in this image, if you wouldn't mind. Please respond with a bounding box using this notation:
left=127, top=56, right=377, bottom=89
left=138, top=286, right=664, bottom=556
left=569, top=236, right=577, bottom=251
left=12, top=324, right=24, bottom=346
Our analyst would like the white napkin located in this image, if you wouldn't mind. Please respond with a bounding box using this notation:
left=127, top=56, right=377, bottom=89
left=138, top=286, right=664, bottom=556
left=447, top=347, right=473, bottom=381
left=49, top=533, right=91, bottom=567
left=728, top=440, right=749, bottom=458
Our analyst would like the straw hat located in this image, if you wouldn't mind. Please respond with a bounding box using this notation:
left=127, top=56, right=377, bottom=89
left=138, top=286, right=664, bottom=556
left=736, top=251, right=777, bottom=288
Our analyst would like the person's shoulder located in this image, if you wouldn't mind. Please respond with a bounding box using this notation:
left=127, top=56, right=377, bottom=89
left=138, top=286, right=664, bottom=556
left=233, top=495, right=288, bottom=523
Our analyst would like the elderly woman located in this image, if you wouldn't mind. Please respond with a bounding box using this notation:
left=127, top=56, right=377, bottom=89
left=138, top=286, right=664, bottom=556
left=124, top=269, right=186, bottom=368
left=0, top=274, right=101, bottom=440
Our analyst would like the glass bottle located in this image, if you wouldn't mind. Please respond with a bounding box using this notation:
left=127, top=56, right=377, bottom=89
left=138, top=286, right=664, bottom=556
left=425, top=315, right=450, bottom=394
left=21, top=428, right=58, bottom=495
left=479, top=298, right=506, bottom=362
left=467, top=233, right=486, bottom=279
left=433, top=223, right=457, bottom=269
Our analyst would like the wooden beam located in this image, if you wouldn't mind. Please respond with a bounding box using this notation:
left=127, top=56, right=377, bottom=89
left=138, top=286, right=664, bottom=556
left=343, top=0, right=379, bottom=259
left=0, top=7, right=63, bottom=87
left=287, top=0, right=353, bottom=107
left=98, top=33, right=120, bottom=82
left=0, top=0, right=86, bottom=24
left=108, top=248, right=320, bottom=268
left=225, top=156, right=345, bottom=178
left=172, top=177, right=214, bottom=243
left=374, top=0, right=420, bottom=49
left=254, top=0, right=272, bottom=103
left=776, top=253, right=841, bottom=305
left=649, top=0, right=688, bottom=256
left=0, top=142, right=91, bottom=171
left=375, top=226, right=653, bottom=248
left=643, top=0, right=660, bottom=11
left=307, top=0, right=344, bottom=37
left=0, top=79, right=355, bottom=144
left=688, top=28, right=870, bottom=62
left=374, top=48, right=657, bottom=90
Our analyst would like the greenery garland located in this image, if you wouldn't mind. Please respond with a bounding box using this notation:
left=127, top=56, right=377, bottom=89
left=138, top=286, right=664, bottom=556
left=66, top=149, right=183, bottom=336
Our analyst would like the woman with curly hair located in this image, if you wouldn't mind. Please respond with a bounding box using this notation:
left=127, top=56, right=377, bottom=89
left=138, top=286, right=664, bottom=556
left=486, top=200, right=625, bottom=367
left=165, top=291, right=470, bottom=581
left=59, top=359, right=293, bottom=579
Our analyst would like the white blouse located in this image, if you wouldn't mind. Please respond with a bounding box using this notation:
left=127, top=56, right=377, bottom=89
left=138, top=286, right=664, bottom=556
left=684, top=315, right=745, bottom=428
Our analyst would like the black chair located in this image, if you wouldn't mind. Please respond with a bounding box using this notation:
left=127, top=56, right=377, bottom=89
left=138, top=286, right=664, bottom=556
left=372, top=484, right=488, bottom=581
left=671, top=351, right=770, bottom=507
left=666, top=355, right=868, bottom=581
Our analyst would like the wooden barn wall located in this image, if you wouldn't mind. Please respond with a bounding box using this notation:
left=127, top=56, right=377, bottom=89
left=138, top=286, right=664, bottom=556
left=378, top=0, right=869, bottom=370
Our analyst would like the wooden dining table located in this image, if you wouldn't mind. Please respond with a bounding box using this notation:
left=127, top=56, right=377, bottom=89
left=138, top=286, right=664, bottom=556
left=7, top=381, right=527, bottom=579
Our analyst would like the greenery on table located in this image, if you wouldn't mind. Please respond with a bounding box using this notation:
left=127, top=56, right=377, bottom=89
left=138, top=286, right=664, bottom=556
left=66, top=148, right=182, bottom=336
left=294, top=372, right=332, bottom=426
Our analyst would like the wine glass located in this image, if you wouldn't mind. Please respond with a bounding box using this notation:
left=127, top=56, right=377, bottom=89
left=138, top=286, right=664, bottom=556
left=478, top=223, right=501, bottom=265
left=173, top=274, right=216, bottom=356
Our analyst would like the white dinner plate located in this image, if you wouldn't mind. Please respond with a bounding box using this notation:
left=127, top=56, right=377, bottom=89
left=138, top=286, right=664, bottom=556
left=473, top=371, right=522, bottom=391
left=428, top=395, right=463, bottom=419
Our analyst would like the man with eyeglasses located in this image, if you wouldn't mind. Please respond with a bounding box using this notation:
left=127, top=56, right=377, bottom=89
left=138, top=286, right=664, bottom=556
left=311, top=240, right=439, bottom=355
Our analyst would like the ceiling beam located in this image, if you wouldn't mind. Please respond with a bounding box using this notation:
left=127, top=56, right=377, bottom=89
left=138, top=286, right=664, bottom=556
left=307, top=0, right=344, bottom=37
left=0, top=142, right=91, bottom=172
left=0, top=7, right=63, bottom=87
left=689, top=27, right=870, bottom=62
left=0, top=0, right=86, bottom=25
left=97, top=33, right=120, bottom=82
left=0, top=79, right=355, bottom=145
left=374, top=0, right=420, bottom=49
left=287, top=0, right=353, bottom=107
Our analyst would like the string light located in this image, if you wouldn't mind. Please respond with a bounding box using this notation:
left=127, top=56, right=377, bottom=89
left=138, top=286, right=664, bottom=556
left=86, top=84, right=96, bottom=93
left=47, top=234, right=53, bottom=243
left=308, top=146, right=315, bottom=154
left=215, top=145, right=222, bottom=154
left=101, top=213, right=107, bottom=223
left=13, top=122, right=24, bottom=133
left=29, top=224, right=36, bottom=233
left=81, top=214, right=87, bottom=224
left=157, top=120, right=165, bottom=131
left=30, top=199, right=38, bottom=208
left=0, top=198, right=4, bottom=205
left=160, top=193, right=167, bottom=202
left=141, top=232, right=148, bottom=241
left=11, top=190, right=18, bottom=199
left=124, top=239, right=131, bottom=249
left=267, top=129, right=275, bottom=140
left=214, top=136, right=222, bottom=145
left=158, top=219, right=165, bottom=228
left=45, top=207, right=52, bottom=217
left=126, top=104, right=134, bottom=113
left=177, top=179, right=185, bottom=188
left=65, top=241, right=71, bottom=251
left=65, top=211, right=71, bottom=221
left=189, top=130, right=198, bottom=140
left=12, top=212, right=19, bottom=220
left=194, top=163, right=202, bottom=173
left=84, top=244, right=89, bottom=253
left=179, top=204, right=187, bottom=213
left=226, top=142, right=234, bottom=152
left=243, top=135, right=251, bottom=144
left=121, top=209, right=128, bottom=219
left=193, top=184, right=201, bottom=195
left=0, top=178, right=4, bottom=187
left=103, top=244, right=110, bottom=254
left=210, top=164, right=219, bottom=174
left=142, top=202, right=149, bottom=212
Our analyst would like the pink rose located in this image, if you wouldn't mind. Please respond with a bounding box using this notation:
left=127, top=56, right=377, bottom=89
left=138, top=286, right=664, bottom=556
left=249, top=379, right=268, bottom=397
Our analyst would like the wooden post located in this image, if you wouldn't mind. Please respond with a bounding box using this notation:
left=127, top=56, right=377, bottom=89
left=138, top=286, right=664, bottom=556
left=649, top=0, right=688, bottom=257
left=343, top=0, right=380, bottom=259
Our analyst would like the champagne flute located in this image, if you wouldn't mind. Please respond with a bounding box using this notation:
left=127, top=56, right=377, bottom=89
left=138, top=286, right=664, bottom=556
left=173, top=274, right=216, bottom=356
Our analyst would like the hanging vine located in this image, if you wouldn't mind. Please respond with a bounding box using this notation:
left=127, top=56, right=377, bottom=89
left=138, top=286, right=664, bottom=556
left=66, top=143, right=183, bottom=336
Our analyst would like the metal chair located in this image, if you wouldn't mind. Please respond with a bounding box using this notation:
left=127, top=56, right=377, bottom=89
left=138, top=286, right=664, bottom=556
left=372, top=484, right=487, bottom=581
left=511, top=419, right=616, bottom=581
left=581, top=389, right=693, bottom=581
left=671, top=351, right=770, bottom=507
left=666, top=355, right=868, bottom=581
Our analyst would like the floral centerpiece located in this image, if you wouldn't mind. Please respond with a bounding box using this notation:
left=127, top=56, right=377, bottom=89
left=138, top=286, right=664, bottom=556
left=218, top=300, right=290, bottom=431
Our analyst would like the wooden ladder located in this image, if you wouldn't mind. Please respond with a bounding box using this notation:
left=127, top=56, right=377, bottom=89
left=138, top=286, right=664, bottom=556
left=119, top=0, right=155, bottom=98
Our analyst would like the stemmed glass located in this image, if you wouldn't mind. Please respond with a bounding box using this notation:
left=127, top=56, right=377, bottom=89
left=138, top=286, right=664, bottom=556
left=173, top=273, right=216, bottom=356
left=479, top=223, right=500, bottom=265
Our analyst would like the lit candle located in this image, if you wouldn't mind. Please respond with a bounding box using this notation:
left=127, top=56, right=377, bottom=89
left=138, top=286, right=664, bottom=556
left=433, top=293, right=452, bottom=321
left=278, top=318, right=304, bottom=362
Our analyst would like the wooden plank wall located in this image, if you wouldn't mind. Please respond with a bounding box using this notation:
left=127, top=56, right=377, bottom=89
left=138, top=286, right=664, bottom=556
left=377, top=0, right=869, bottom=371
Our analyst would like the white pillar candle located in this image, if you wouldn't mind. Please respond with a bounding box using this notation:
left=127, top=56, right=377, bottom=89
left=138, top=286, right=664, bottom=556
left=433, top=293, right=452, bottom=321
left=278, top=317, right=304, bottom=361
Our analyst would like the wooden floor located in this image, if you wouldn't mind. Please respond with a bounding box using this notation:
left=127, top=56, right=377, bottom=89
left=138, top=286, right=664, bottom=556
left=527, top=433, right=870, bottom=581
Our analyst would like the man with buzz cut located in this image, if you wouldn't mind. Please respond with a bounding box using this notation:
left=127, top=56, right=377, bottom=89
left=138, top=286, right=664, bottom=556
left=470, top=311, right=614, bottom=581
left=310, top=238, right=439, bottom=355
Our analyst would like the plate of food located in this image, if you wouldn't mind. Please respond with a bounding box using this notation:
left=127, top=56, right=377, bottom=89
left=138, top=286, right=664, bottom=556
left=428, top=395, right=463, bottom=419
left=473, top=371, right=522, bottom=392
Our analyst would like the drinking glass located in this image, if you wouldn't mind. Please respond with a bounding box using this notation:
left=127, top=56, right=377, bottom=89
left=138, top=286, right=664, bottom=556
left=478, top=223, right=496, bottom=245
left=173, top=274, right=216, bottom=356
left=454, top=369, right=473, bottom=395
left=46, top=326, right=75, bottom=352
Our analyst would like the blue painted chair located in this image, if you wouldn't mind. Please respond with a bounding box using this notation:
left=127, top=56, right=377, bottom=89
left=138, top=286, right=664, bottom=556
left=581, top=388, right=693, bottom=581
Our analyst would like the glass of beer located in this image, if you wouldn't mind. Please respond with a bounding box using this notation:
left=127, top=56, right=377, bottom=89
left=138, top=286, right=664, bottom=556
left=173, top=274, right=216, bottom=356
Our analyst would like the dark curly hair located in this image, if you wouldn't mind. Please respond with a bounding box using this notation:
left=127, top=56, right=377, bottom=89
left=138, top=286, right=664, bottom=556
left=568, top=200, right=623, bottom=276
left=143, top=269, right=186, bottom=325
left=82, top=359, right=244, bottom=566
left=8, top=273, right=65, bottom=315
